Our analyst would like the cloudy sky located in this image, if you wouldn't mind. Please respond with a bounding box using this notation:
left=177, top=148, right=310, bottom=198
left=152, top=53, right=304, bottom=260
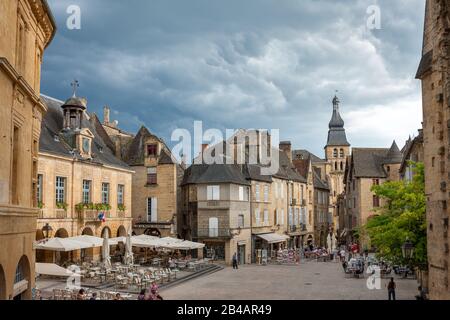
left=42, top=0, right=425, bottom=159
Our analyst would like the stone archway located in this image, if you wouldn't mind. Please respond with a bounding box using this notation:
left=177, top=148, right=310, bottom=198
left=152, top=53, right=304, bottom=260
left=81, top=227, right=94, bottom=262
left=55, top=228, right=69, bottom=238
left=0, top=264, right=6, bottom=300
left=116, top=225, right=127, bottom=237
left=13, top=255, right=31, bottom=300
left=54, top=228, right=69, bottom=264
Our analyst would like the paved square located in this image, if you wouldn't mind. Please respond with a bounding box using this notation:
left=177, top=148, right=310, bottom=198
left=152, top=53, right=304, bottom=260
left=161, top=261, right=418, bottom=300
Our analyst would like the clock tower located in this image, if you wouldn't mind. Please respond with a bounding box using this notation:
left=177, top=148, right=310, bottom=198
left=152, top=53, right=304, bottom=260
left=324, top=95, right=350, bottom=236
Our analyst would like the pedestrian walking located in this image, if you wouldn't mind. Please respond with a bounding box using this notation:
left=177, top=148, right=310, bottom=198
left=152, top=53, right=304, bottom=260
left=232, top=252, right=238, bottom=269
left=387, top=277, right=396, bottom=300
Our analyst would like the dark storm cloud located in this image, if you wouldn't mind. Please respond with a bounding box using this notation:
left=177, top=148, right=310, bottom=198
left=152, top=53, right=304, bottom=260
left=41, top=0, right=425, bottom=157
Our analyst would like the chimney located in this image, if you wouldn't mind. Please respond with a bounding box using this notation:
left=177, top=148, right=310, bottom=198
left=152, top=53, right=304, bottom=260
left=279, top=141, right=292, bottom=162
left=103, top=106, right=110, bottom=125
left=202, top=143, right=208, bottom=153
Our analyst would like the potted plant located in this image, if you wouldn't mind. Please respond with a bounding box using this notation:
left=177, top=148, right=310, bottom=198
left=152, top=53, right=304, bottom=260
left=56, top=202, right=68, bottom=211
left=118, top=204, right=126, bottom=212
left=37, top=201, right=44, bottom=209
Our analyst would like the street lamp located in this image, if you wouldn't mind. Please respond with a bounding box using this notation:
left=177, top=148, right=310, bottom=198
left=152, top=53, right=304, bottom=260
left=42, top=223, right=53, bottom=239
left=401, top=239, right=415, bottom=260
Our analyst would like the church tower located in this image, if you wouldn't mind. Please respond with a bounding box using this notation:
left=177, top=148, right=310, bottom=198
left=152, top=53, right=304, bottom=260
left=324, top=95, right=350, bottom=235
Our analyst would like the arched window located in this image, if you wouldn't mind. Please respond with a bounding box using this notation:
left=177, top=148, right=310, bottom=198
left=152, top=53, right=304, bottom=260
left=333, top=148, right=338, bottom=158
left=334, top=161, right=338, bottom=170
left=209, top=217, right=218, bottom=237
left=340, top=162, right=344, bottom=171
left=340, top=149, right=344, bottom=158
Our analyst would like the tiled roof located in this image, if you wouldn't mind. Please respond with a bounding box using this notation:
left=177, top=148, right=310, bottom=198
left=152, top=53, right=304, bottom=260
left=351, top=143, right=402, bottom=178
left=39, top=95, right=130, bottom=170
left=123, top=126, right=176, bottom=166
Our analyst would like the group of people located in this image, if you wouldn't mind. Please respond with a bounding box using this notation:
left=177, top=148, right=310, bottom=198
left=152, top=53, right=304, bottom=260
left=74, top=280, right=163, bottom=300
left=137, top=281, right=163, bottom=300
left=76, top=289, right=123, bottom=300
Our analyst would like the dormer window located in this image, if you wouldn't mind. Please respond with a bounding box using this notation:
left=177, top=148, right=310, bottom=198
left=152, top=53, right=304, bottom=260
left=82, top=137, right=90, bottom=154
left=147, top=144, right=158, bottom=157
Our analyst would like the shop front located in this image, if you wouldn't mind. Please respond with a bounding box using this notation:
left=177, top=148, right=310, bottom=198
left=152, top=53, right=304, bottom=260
left=253, top=233, right=290, bottom=264
left=203, top=241, right=226, bottom=261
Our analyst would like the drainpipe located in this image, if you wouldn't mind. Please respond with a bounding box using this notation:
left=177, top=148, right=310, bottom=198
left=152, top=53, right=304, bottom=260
left=250, top=182, right=254, bottom=264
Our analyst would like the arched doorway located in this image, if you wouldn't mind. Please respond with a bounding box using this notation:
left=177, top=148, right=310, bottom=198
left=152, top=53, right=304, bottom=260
left=54, top=228, right=69, bottom=264
left=13, top=255, right=31, bottom=300
left=0, top=264, right=6, bottom=300
left=81, top=227, right=94, bottom=262
left=116, top=225, right=127, bottom=237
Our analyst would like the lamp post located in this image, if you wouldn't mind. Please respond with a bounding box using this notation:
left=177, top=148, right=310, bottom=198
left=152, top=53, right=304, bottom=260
left=401, top=238, right=415, bottom=278
left=42, top=223, right=53, bottom=239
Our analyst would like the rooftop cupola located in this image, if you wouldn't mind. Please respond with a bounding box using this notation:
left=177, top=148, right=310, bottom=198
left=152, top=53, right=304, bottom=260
left=61, top=80, right=87, bottom=130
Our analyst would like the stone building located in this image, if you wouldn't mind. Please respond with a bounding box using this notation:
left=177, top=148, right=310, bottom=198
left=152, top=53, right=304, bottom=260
left=119, top=126, right=183, bottom=238
left=0, top=0, right=55, bottom=300
left=181, top=131, right=310, bottom=265
left=416, top=0, right=450, bottom=299
left=312, top=169, right=331, bottom=247
left=399, top=129, right=424, bottom=181
left=341, top=142, right=402, bottom=246
left=36, top=94, right=133, bottom=262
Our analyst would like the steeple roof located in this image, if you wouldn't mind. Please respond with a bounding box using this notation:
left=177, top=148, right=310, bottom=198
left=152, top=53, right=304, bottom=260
left=326, top=95, right=350, bottom=146
left=384, top=140, right=402, bottom=164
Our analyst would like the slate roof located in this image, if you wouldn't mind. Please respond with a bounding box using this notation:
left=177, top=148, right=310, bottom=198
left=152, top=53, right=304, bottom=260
left=182, top=145, right=306, bottom=185
left=39, top=95, right=131, bottom=170
left=326, top=96, right=350, bottom=147
left=399, top=130, right=424, bottom=172
left=350, top=142, right=403, bottom=178
left=415, top=50, right=433, bottom=79
left=123, top=126, right=176, bottom=166
left=313, top=169, right=329, bottom=190
left=181, top=164, right=250, bottom=186
left=292, top=149, right=325, bottom=163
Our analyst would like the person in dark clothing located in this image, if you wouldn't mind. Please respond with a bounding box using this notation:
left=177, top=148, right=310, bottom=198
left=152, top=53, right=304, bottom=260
left=232, top=252, right=238, bottom=269
left=89, top=292, right=97, bottom=300
left=387, top=277, right=396, bottom=300
left=137, top=289, right=146, bottom=300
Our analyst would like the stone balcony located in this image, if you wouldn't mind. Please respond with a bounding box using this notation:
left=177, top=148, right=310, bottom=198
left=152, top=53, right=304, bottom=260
left=194, top=228, right=231, bottom=239
left=78, top=209, right=101, bottom=221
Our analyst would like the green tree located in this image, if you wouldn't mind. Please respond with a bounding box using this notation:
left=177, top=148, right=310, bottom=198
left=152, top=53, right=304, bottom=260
left=361, top=162, right=427, bottom=269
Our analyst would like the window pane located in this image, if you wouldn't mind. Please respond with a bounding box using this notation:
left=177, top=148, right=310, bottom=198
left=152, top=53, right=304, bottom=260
left=102, top=183, right=109, bottom=204
left=117, top=184, right=124, bottom=205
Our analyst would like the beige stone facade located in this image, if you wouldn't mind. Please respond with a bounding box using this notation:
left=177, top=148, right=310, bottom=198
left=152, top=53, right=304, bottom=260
left=35, top=94, right=133, bottom=264
left=109, top=126, right=182, bottom=238
left=36, top=153, right=133, bottom=250
left=416, top=0, right=450, bottom=299
left=0, top=0, right=55, bottom=300
left=342, top=146, right=402, bottom=247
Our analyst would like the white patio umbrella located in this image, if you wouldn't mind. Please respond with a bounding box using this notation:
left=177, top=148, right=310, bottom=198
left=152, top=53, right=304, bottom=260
left=124, top=232, right=134, bottom=265
left=71, top=235, right=119, bottom=247
left=102, top=235, right=112, bottom=269
left=34, top=237, right=93, bottom=251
